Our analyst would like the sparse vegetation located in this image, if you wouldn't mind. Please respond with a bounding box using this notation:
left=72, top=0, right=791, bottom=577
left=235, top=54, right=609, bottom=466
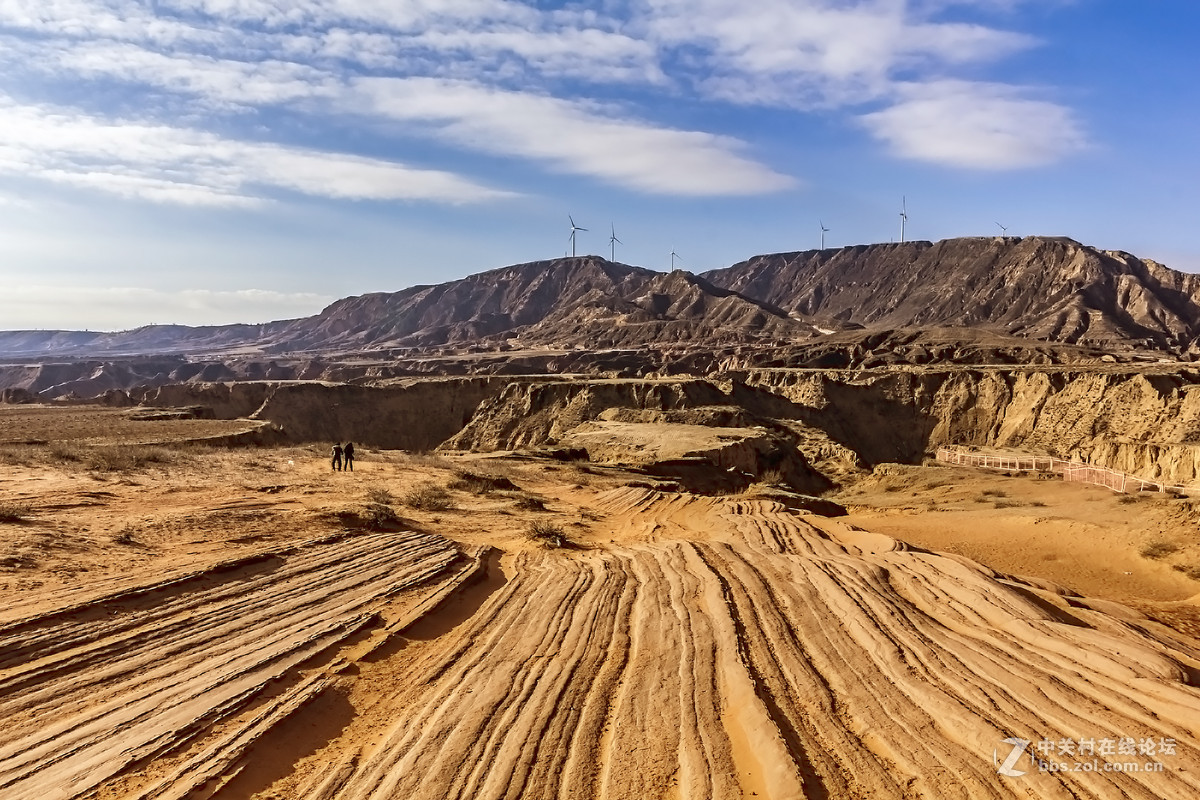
left=1117, top=494, right=1140, bottom=504
left=112, top=526, right=141, bottom=546
left=399, top=451, right=455, bottom=470
left=527, top=520, right=574, bottom=548
left=980, top=489, right=1007, bottom=498
left=363, top=502, right=402, bottom=530
left=50, top=443, right=177, bottom=472
left=366, top=486, right=396, bottom=506
left=511, top=494, right=548, bottom=512
left=756, top=468, right=785, bottom=486
left=448, top=468, right=519, bottom=494
left=1171, top=563, right=1200, bottom=581
left=402, top=483, right=453, bottom=512
left=1139, top=540, right=1180, bottom=560
left=0, top=503, right=32, bottom=523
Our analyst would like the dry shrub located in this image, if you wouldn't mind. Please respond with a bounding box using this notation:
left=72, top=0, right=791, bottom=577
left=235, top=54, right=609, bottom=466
left=756, top=468, right=785, bottom=486
left=401, top=452, right=455, bottom=470
left=981, top=489, right=1007, bottom=498
left=51, top=443, right=177, bottom=472
left=512, top=494, right=548, bottom=512
left=366, top=486, right=396, bottom=506
left=447, top=469, right=519, bottom=494
left=363, top=502, right=402, bottom=530
left=0, top=445, right=39, bottom=467
left=112, top=526, right=141, bottom=546
left=402, top=483, right=453, bottom=511
left=1171, top=563, right=1200, bottom=581
left=1117, top=494, right=1141, bottom=505
left=992, top=500, right=1018, bottom=509
left=527, top=520, right=575, bottom=549
left=1140, top=540, right=1179, bottom=560
left=0, top=503, right=32, bottom=523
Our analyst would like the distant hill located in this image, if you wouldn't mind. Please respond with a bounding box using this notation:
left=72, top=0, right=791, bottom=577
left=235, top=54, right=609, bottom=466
left=260, top=256, right=815, bottom=352
left=702, top=237, right=1200, bottom=352
left=2, top=237, right=1198, bottom=360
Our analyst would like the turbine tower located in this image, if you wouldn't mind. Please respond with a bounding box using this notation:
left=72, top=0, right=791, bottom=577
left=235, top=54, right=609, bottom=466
left=899, top=196, right=908, bottom=243
left=670, top=248, right=681, bottom=270
left=568, top=215, right=587, bottom=257
left=995, top=221, right=1008, bottom=234
left=820, top=220, right=830, bottom=250
left=609, top=223, right=621, bottom=262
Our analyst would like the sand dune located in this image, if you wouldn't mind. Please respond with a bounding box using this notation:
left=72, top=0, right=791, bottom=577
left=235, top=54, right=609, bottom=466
left=1, top=479, right=1196, bottom=799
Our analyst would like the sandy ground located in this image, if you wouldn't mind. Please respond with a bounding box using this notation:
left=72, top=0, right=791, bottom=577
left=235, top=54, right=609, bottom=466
left=1, top=433, right=1199, bottom=799
left=0, top=405, right=264, bottom=446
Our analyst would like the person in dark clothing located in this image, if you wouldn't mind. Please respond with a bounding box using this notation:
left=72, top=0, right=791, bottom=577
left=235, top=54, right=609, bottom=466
left=342, top=442, right=355, bottom=472
left=331, top=443, right=343, bottom=471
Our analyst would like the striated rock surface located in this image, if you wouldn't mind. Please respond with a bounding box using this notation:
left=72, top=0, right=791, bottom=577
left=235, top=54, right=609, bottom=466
left=2, top=489, right=1197, bottom=799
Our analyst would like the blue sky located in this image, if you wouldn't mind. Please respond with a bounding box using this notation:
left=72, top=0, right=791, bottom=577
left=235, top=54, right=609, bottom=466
left=1, top=0, right=1197, bottom=331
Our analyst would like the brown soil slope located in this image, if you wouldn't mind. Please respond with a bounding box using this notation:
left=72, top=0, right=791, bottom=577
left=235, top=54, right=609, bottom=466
left=704, top=236, right=1200, bottom=351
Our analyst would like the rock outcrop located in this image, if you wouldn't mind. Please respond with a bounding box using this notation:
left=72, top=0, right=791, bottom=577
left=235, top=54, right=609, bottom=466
left=703, top=237, right=1200, bottom=352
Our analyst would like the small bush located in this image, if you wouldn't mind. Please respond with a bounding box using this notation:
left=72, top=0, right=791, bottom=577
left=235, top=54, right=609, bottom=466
left=51, top=444, right=176, bottom=472
left=756, top=468, right=785, bottom=486
left=1140, top=540, right=1180, bottom=560
left=1171, top=563, right=1200, bottom=580
left=402, top=484, right=453, bottom=512
left=992, top=500, right=1018, bottom=509
left=366, top=486, right=396, bottom=506
left=528, top=520, right=573, bottom=548
left=363, top=502, right=402, bottom=530
left=512, top=495, right=548, bottom=512
left=981, top=489, right=1007, bottom=498
left=112, top=526, right=141, bottom=546
left=447, top=469, right=519, bottom=494
left=1117, top=495, right=1140, bottom=505
left=0, top=503, right=32, bottom=523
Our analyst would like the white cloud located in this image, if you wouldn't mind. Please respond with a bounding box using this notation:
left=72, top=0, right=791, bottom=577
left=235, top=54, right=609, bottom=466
left=0, top=285, right=333, bottom=329
left=0, top=38, right=792, bottom=195
left=859, top=80, right=1088, bottom=169
left=0, top=0, right=1085, bottom=199
left=0, top=95, right=512, bottom=205
left=354, top=77, right=796, bottom=195
left=638, top=0, right=1037, bottom=108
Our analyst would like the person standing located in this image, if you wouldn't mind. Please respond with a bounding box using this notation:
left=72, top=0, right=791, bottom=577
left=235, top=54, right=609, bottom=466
left=343, top=442, right=355, bottom=472
left=331, top=443, right=343, bottom=472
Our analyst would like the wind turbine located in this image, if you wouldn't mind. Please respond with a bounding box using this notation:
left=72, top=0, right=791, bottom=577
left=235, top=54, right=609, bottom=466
left=670, top=248, right=681, bottom=269
left=609, top=223, right=621, bottom=262
left=820, top=220, right=830, bottom=250
left=899, top=196, right=908, bottom=243
left=995, top=221, right=1009, bottom=234
left=568, top=215, right=587, bottom=257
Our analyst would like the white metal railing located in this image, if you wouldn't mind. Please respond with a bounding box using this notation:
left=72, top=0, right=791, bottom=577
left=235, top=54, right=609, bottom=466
left=934, top=446, right=1191, bottom=495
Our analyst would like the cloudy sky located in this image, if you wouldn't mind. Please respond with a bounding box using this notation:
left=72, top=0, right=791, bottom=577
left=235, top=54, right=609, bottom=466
left=1, top=0, right=1197, bottom=330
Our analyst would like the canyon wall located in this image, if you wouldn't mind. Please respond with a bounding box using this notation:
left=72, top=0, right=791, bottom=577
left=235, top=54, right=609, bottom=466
left=115, top=366, right=1200, bottom=485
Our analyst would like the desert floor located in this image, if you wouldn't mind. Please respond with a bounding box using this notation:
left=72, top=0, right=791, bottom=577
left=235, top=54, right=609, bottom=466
left=1, top=414, right=1198, bottom=799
